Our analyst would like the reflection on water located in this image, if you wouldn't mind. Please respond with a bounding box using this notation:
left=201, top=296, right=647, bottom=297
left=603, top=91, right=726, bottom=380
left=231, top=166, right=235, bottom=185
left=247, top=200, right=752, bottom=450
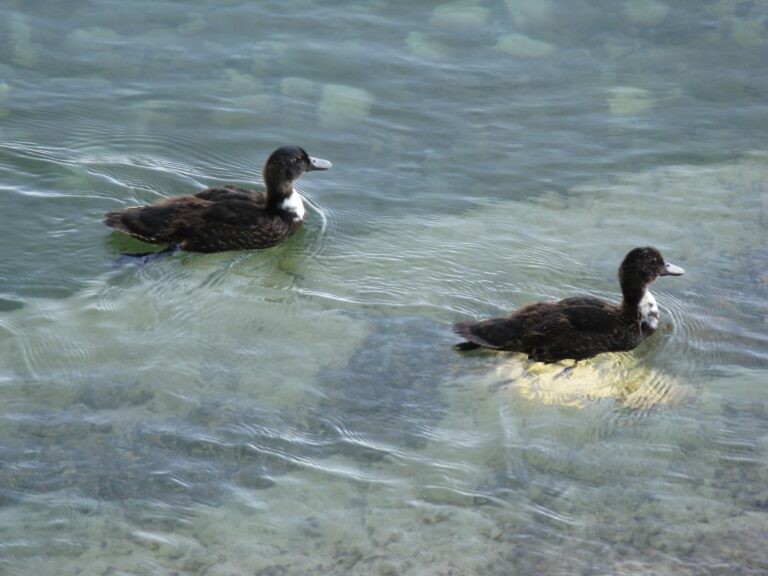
left=1, top=0, right=768, bottom=573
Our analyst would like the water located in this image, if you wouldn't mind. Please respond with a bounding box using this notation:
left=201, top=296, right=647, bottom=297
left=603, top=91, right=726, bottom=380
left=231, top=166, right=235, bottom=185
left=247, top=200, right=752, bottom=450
left=1, top=0, right=767, bottom=573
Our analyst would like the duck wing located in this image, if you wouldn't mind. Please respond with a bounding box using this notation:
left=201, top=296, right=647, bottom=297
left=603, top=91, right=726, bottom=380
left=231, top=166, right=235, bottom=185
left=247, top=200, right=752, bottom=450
left=193, top=185, right=265, bottom=205
left=105, top=193, right=289, bottom=250
left=454, top=298, right=627, bottom=362
left=554, top=297, right=621, bottom=332
left=523, top=298, right=632, bottom=361
left=197, top=197, right=262, bottom=225
left=179, top=198, right=297, bottom=252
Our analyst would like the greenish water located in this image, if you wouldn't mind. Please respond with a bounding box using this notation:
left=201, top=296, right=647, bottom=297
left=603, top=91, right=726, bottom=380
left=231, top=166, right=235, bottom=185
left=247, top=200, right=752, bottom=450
left=1, top=0, right=767, bottom=574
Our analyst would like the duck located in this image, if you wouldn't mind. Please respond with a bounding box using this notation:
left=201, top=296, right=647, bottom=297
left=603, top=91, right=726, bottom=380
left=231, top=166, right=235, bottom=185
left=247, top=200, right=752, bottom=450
left=453, top=246, right=685, bottom=363
left=104, top=145, right=331, bottom=253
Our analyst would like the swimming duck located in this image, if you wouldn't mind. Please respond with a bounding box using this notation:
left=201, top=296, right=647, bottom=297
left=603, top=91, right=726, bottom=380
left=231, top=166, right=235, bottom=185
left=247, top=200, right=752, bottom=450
left=104, top=145, right=331, bottom=253
left=453, top=247, right=685, bottom=362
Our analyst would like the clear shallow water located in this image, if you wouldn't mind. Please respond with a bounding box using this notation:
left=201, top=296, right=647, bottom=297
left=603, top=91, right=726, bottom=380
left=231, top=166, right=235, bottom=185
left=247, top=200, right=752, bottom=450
left=1, top=0, right=767, bottom=573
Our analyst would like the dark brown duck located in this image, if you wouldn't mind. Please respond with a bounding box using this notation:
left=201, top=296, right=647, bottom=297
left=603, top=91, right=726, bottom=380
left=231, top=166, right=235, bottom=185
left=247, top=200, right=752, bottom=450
left=453, top=246, right=685, bottom=363
left=104, top=145, right=331, bottom=253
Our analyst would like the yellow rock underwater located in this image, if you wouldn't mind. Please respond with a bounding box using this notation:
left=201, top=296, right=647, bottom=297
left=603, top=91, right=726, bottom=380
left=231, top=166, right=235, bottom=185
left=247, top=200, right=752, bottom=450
left=481, top=354, right=692, bottom=410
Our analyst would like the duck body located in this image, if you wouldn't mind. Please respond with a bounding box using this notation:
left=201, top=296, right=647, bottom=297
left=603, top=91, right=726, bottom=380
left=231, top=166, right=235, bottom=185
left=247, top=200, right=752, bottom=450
left=454, top=247, right=685, bottom=363
left=104, top=146, right=331, bottom=253
left=455, top=297, right=647, bottom=363
left=104, top=184, right=297, bottom=252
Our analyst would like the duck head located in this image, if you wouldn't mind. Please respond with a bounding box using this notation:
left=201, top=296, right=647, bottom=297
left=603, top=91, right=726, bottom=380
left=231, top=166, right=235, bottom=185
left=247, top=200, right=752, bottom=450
left=263, top=145, right=332, bottom=198
left=619, top=246, right=684, bottom=319
left=620, top=246, right=685, bottom=284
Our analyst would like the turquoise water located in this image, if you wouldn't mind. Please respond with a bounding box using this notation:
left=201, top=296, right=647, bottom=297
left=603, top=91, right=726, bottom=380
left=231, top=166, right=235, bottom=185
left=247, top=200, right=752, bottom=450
left=1, top=0, right=767, bottom=573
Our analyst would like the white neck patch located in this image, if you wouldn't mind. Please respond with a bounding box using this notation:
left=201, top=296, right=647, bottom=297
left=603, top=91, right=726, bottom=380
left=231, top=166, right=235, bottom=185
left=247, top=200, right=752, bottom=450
left=278, top=188, right=305, bottom=222
left=638, top=290, right=660, bottom=331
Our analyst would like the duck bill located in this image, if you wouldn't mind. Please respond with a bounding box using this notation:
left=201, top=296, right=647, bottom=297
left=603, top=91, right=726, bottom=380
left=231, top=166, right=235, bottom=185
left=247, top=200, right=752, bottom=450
left=307, top=156, right=332, bottom=171
left=660, top=262, right=685, bottom=276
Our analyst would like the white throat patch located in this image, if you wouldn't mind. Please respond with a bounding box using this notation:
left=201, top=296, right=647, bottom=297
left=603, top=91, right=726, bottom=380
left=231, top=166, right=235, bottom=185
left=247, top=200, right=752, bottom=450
left=638, top=290, right=660, bottom=330
left=279, top=188, right=305, bottom=222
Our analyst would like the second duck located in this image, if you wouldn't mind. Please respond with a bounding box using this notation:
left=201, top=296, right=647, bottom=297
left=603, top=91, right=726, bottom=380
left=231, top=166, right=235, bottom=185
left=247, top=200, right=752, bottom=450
left=104, top=145, right=331, bottom=253
left=453, top=246, right=685, bottom=363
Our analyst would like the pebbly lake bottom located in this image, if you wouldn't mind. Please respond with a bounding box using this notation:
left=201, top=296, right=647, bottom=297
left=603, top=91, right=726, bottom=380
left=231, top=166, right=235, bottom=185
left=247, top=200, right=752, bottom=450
left=1, top=350, right=766, bottom=575
left=0, top=152, right=766, bottom=575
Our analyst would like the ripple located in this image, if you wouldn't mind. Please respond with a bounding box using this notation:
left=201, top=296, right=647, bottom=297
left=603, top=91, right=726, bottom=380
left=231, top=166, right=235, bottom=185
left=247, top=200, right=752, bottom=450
left=619, top=367, right=694, bottom=417
left=63, top=119, right=247, bottom=177
left=303, top=232, right=575, bottom=319
left=663, top=281, right=768, bottom=369
left=317, top=413, right=404, bottom=459
left=3, top=122, right=272, bottom=210
left=293, top=180, right=340, bottom=260
left=3, top=310, right=92, bottom=381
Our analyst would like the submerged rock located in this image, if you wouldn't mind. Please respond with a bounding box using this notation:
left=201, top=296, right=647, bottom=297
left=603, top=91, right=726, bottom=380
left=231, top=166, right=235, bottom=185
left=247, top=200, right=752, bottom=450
left=0, top=82, right=10, bottom=119
left=495, top=33, right=556, bottom=58
left=129, top=99, right=180, bottom=129
left=221, top=68, right=263, bottom=96
left=624, top=0, right=669, bottom=26
left=63, top=26, right=122, bottom=53
left=607, top=85, right=655, bottom=115
left=726, top=16, right=768, bottom=48
left=503, top=0, right=554, bottom=31
left=430, top=0, right=489, bottom=34
left=8, top=13, right=39, bottom=68
left=177, top=15, right=208, bottom=36
left=405, top=31, right=451, bottom=59
left=318, top=83, right=374, bottom=128
left=481, top=354, right=692, bottom=410
left=279, top=76, right=319, bottom=101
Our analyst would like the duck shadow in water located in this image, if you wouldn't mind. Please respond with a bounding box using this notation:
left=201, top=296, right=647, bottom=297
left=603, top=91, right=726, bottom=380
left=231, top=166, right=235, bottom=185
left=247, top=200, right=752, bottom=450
left=105, top=232, right=181, bottom=267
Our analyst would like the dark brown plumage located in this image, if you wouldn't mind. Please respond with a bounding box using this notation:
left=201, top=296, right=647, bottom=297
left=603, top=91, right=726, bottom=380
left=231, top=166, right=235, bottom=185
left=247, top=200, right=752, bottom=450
left=104, top=146, right=331, bottom=253
left=453, top=247, right=685, bottom=363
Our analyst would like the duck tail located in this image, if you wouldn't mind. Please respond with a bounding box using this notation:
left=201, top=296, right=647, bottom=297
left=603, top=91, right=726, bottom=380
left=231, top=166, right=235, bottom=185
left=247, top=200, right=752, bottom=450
left=453, top=340, right=482, bottom=351
left=452, top=318, right=518, bottom=351
left=104, top=208, right=132, bottom=233
left=452, top=320, right=491, bottom=351
left=104, top=205, right=179, bottom=245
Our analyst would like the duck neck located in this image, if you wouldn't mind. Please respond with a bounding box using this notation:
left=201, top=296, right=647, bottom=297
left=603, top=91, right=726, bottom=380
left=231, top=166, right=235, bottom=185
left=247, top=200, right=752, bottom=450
left=264, top=171, right=295, bottom=207
left=621, top=274, right=662, bottom=334
left=620, top=279, right=649, bottom=320
left=264, top=171, right=304, bottom=220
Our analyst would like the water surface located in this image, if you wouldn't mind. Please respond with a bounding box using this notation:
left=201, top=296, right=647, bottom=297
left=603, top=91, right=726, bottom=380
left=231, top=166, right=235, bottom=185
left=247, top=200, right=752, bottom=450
left=1, top=0, right=767, bottom=574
